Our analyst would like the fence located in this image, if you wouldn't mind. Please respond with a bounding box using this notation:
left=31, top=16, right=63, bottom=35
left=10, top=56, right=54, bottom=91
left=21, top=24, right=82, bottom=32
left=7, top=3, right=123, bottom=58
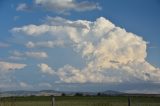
left=0, top=96, right=160, bottom=106
left=0, top=96, right=52, bottom=106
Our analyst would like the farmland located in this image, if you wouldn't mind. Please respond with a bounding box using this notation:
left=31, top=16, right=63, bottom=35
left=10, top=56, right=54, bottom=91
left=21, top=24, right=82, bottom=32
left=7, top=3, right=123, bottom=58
left=0, top=96, right=160, bottom=106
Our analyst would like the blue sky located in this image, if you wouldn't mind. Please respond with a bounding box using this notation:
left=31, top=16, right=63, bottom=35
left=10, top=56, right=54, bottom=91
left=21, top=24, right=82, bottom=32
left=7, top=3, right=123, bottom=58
left=0, top=0, right=160, bottom=93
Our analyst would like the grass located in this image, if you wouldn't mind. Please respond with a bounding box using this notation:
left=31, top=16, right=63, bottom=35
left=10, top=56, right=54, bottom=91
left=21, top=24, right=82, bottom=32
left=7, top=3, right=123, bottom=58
left=0, top=96, right=160, bottom=106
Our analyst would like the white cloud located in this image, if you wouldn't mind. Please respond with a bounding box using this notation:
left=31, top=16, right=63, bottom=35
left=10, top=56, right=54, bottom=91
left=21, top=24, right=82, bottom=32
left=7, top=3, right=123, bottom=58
left=11, top=51, right=48, bottom=59
left=38, top=63, right=123, bottom=83
left=19, top=82, right=32, bottom=88
left=57, top=65, right=86, bottom=83
left=14, top=16, right=20, bottom=21
left=34, top=0, right=101, bottom=14
left=12, top=17, right=160, bottom=83
left=38, top=63, right=55, bottom=75
left=125, top=89, right=160, bottom=94
left=12, top=51, right=23, bottom=57
left=12, top=24, right=50, bottom=36
left=0, top=61, right=26, bottom=89
left=0, top=42, right=10, bottom=48
left=26, top=40, right=64, bottom=48
left=8, top=56, right=26, bottom=61
left=38, top=82, right=52, bottom=88
left=0, top=61, right=26, bottom=72
left=26, top=41, right=35, bottom=48
left=58, top=65, right=124, bottom=83
left=0, top=61, right=26, bottom=90
left=25, top=51, right=48, bottom=59
left=16, top=3, right=30, bottom=11
left=125, top=61, right=160, bottom=81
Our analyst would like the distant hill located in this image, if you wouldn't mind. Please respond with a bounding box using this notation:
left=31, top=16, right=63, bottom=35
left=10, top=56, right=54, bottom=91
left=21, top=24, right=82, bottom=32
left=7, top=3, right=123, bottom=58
left=101, top=90, right=124, bottom=95
left=0, top=90, right=61, bottom=97
left=0, top=90, right=124, bottom=97
left=0, top=90, right=159, bottom=97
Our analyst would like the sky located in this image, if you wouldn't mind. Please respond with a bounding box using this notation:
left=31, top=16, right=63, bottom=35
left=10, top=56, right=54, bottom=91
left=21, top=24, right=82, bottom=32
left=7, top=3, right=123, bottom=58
left=0, top=0, right=160, bottom=93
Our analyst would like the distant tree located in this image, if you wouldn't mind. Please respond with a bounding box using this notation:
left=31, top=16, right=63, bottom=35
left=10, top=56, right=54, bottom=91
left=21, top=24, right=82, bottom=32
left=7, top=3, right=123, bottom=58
left=97, top=92, right=101, bottom=96
left=51, top=95, right=54, bottom=97
left=75, top=93, right=83, bottom=96
left=30, top=95, right=35, bottom=97
left=62, top=93, right=66, bottom=96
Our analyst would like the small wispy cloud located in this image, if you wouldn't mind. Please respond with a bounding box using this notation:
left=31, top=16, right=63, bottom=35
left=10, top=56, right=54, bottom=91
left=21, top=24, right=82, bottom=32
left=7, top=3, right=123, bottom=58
left=0, top=61, right=26, bottom=72
left=149, top=46, right=157, bottom=49
left=11, top=51, right=48, bottom=59
left=16, top=3, right=31, bottom=11
left=13, top=16, right=20, bottom=21
left=0, top=42, right=10, bottom=48
left=8, top=56, right=26, bottom=61
left=25, top=51, right=48, bottom=59
left=35, top=0, right=101, bottom=14
left=26, top=40, right=64, bottom=48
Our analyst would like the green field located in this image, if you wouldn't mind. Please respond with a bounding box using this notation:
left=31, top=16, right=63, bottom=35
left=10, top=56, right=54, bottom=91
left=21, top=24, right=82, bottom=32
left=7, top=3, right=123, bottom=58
left=0, top=96, right=160, bottom=106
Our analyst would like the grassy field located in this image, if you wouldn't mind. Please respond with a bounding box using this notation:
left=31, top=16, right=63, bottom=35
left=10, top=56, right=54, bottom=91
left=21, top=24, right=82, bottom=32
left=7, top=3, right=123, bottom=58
left=0, top=96, right=160, bottom=106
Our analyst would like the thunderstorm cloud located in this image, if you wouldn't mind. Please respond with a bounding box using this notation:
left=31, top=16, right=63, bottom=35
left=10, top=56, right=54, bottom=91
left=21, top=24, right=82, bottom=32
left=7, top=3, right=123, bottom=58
left=12, top=17, right=160, bottom=83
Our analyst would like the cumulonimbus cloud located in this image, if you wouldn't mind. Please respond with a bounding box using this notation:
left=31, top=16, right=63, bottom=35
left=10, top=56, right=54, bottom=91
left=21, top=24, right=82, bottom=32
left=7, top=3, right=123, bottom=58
left=12, top=17, right=160, bottom=83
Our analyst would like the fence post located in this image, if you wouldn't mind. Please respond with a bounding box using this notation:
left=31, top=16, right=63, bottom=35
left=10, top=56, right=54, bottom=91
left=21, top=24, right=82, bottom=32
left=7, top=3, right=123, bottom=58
left=11, top=97, right=15, bottom=106
left=52, top=97, right=55, bottom=106
left=128, top=96, right=131, bottom=106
